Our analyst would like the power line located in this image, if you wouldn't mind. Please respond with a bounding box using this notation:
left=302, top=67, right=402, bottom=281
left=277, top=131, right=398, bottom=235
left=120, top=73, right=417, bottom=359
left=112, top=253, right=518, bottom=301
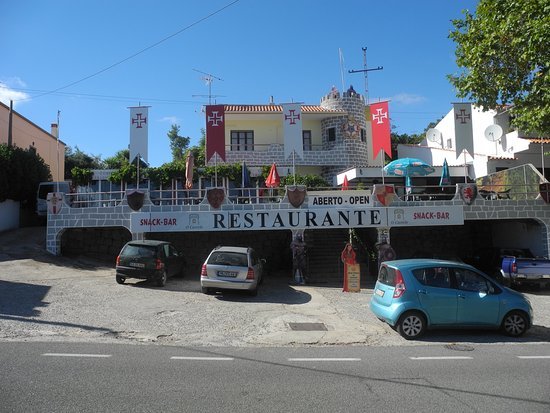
left=22, top=0, right=240, bottom=102
left=5, top=87, right=205, bottom=104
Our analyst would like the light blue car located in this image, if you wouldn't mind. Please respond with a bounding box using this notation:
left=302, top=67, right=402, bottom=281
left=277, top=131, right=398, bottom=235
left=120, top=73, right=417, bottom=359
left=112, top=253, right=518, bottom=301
left=370, top=259, right=533, bottom=340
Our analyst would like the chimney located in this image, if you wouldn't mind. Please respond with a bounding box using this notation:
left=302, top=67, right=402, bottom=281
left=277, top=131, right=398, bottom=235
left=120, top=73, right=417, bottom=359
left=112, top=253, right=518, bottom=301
left=51, top=123, right=58, bottom=138
left=269, top=96, right=274, bottom=105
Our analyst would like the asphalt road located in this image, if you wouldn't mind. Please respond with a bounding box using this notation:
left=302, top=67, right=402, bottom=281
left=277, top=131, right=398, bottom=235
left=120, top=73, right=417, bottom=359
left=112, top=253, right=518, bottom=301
left=1, top=227, right=550, bottom=348
left=1, top=341, right=549, bottom=412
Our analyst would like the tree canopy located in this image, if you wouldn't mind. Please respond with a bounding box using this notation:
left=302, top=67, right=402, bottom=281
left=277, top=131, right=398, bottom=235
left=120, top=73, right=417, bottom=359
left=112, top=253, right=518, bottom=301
left=167, top=124, right=190, bottom=161
left=64, top=146, right=102, bottom=180
left=0, top=144, right=51, bottom=207
left=448, top=0, right=549, bottom=135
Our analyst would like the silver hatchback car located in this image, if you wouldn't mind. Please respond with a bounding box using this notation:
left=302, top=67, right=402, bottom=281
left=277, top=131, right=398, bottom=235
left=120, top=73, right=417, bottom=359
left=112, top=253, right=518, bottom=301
left=200, top=246, right=265, bottom=296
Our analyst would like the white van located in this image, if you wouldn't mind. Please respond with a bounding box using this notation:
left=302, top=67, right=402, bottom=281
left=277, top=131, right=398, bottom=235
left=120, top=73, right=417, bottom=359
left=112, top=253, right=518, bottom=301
left=36, top=181, right=71, bottom=216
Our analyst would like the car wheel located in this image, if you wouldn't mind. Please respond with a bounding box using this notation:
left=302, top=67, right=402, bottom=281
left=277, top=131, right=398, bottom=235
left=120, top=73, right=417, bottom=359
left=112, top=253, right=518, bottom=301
left=157, top=270, right=167, bottom=287
left=248, top=287, right=258, bottom=297
left=396, top=311, right=426, bottom=340
left=201, top=286, right=211, bottom=294
left=116, top=275, right=125, bottom=284
left=502, top=311, right=528, bottom=337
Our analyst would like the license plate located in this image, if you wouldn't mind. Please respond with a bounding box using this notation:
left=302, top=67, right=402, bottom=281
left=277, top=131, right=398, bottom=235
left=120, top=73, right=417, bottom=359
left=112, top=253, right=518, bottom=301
left=218, top=270, right=238, bottom=278
left=129, top=262, right=145, bottom=268
left=375, top=288, right=385, bottom=297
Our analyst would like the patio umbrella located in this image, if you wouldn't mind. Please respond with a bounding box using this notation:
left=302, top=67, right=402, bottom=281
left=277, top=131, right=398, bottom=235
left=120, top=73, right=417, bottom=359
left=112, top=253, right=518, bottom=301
left=383, top=157, right=435, bottom=188
left=265, top=163, right=280, bottom=188
left=185, top=152, right=194, bottom=189
left=342, top=175, right=349, bottom=190
left=439, top=158, right=450, bottom=186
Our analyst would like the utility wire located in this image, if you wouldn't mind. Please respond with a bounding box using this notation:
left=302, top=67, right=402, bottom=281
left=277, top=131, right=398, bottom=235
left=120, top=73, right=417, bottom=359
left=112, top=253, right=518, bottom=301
left=26, top=0, right=240, bottom=101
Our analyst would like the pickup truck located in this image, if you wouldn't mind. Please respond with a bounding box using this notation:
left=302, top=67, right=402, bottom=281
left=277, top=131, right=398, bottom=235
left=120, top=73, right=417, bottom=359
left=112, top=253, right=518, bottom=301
left=501, top=253, right=550, bottom=287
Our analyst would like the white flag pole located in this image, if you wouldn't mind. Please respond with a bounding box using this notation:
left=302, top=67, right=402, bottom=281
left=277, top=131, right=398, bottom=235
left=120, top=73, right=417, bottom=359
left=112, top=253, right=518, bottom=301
left=380, top=151, right=385, bottom=184
left=215, top=153, right=218, bottom=187
left=463, top=150, right=468, bottom=183
left=293, top=151, right=296, bottom=185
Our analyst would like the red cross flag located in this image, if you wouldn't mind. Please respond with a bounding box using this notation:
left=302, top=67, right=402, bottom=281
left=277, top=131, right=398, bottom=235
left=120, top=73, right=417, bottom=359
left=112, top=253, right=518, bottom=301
left=206, top=105, right=226, bottom=162
left=282, top=103, right=303, bottom=160
left=129, top=106, right=149, bottom=164
left=453, top=102, right=474, bottom=158
left=370, top=101, right=392, bottom=158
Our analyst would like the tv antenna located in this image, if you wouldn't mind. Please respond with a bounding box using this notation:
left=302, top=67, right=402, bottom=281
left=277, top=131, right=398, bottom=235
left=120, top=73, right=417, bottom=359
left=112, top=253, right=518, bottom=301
left=348, top=47, right=383, bottom=104
left=192, top=69, right=223, bottom=105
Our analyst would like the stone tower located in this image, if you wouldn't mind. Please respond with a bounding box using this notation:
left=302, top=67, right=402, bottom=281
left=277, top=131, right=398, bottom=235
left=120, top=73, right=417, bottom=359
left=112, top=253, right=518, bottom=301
left=319, top=86, right=370, bottom=180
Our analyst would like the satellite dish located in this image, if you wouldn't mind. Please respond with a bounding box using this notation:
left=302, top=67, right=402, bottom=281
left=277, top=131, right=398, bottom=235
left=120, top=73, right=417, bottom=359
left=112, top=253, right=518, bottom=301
left=426, top=128, right=442, bottom=143
left=484, top=124, right=503, bottom=142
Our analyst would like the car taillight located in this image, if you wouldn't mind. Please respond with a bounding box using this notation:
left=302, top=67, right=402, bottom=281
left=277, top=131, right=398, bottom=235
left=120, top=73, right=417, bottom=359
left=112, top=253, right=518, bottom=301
left=201, top=264, right=207, bottom=277
left=155, top=259, right=164, bottom=270
left=116, top=255, right=120, bottom=266
left=246, top=267, right=255, bottom=280
left=393, top=270, right=406, bottom=298
left=511, top=262, right=517, bottom=273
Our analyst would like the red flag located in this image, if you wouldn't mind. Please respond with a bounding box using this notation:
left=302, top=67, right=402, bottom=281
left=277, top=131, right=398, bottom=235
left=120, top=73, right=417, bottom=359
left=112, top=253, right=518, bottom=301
left=370, top=101, right=392, bottom=158
left=342, top=175, right=349, bottom=190
left=206, top=105, right=225, bottom=162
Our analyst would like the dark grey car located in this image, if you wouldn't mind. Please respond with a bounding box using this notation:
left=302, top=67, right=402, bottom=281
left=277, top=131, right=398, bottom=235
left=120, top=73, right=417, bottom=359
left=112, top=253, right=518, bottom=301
left=115, top=240, right=186, bottom=287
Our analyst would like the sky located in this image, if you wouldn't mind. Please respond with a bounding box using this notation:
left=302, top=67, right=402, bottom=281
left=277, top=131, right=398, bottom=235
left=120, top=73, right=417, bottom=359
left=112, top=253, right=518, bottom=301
left=1, top=0, right=478, bottom=167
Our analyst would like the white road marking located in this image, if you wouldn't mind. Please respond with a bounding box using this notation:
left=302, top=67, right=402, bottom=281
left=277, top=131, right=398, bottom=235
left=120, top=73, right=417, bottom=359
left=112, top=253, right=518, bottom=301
left=42, top=353, right=112, bottom=358
left=409, top=356, right=473, bottom=360
left=516, top=356, right=550, bottom=359
left=287, top=358, right=361, bottom=362
left=170, top=356, right=234, bottom=361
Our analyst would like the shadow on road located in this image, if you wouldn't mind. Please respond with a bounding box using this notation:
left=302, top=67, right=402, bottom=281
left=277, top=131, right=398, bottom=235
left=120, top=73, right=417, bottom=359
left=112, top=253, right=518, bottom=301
left=416, top=324, right=550, bottom=344
left=0, top=280, right=50, bottom=317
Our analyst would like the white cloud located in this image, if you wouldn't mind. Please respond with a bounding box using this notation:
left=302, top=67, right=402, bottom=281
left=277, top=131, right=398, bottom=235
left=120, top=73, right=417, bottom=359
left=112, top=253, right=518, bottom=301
left=0, top=77, right=30, bottom=107
left=160, top=116, right=179, bottom=125
left=391, top=93, right=426, bottom=105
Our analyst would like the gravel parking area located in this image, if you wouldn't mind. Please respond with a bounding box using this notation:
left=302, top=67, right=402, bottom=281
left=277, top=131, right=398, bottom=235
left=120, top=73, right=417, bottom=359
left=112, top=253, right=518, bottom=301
left=1, top=227, right=549, bottom=347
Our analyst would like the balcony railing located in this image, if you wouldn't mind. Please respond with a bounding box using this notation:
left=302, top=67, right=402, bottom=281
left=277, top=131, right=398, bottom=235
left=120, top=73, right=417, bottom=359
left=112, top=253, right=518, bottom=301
left=57, top=182, right=545, bottom=210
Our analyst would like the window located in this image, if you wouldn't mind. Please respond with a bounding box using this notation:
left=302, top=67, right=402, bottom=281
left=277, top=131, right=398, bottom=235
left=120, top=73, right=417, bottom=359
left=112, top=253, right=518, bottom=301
left=377, top=265, right=396, bottom=286
left=453, top=268, right=491, bottom=292
left=230, top=131, right=254, bottom=151
left=360, top=128, right=366, bottom=142
left=413, top=267, right=451, bottom=288
left=446, top=138, right=452, bottom=149
left=328, top=127, right=336, bottom=142
left=303, top=130, right=312, bottom=151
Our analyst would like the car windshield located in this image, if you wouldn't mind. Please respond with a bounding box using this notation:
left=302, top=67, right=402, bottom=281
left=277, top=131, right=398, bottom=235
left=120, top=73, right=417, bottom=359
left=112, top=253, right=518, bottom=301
left=208, top=251, right=248, bottom=267
left=122, top=245, right=157, bottom=258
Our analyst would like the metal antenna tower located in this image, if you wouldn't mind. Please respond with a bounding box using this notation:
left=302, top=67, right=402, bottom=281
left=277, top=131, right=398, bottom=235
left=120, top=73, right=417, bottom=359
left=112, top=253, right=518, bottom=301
left=192, top=69, right=223, bottom=105
left=348, top=47, right=383, bottom=104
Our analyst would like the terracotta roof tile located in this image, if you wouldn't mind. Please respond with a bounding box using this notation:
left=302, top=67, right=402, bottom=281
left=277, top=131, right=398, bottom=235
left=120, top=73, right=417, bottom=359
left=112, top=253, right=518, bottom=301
left=224, top=104, right=345, bottom=114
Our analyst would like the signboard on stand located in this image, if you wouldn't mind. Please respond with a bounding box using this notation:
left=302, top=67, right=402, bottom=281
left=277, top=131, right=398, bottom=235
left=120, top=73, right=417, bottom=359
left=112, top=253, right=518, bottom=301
left=345, top=264, right=361, bottom=292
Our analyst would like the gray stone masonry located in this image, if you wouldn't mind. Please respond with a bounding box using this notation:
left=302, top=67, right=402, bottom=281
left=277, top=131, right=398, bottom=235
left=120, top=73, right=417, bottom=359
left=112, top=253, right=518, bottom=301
left=47, top=187, right=550, bottom=258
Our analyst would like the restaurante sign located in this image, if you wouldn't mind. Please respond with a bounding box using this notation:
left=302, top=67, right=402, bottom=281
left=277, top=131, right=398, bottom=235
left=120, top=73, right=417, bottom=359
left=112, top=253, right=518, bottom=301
left=130, top=205, right=463, bottom=232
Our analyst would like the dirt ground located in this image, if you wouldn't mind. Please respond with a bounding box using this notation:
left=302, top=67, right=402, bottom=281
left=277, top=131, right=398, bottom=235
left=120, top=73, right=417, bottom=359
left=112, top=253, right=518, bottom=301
left=1, top=226, right=549, bottom=347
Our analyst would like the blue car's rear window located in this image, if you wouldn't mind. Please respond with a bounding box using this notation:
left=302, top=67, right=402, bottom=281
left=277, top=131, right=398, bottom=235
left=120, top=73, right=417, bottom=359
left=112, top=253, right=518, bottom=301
left=377, top=266, right=396, bottom=286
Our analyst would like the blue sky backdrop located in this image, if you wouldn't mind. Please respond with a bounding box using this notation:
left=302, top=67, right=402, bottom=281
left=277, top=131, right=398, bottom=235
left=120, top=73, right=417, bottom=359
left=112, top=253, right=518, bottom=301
left=1, top=0, right=478, bottom=167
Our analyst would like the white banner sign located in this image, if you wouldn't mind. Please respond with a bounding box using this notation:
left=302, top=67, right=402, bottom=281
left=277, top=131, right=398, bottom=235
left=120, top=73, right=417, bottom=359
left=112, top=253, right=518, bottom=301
left=131, top=208, right=387, bottom=232
left=130, top=205, right=464, bottom=232
left=282, top=103, right=303, bottom=160
left=308, top=190, right=371, bottom=208
left=129, top=106, right=149, bottom=164
left=387, top=205, right=464, bottom=227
